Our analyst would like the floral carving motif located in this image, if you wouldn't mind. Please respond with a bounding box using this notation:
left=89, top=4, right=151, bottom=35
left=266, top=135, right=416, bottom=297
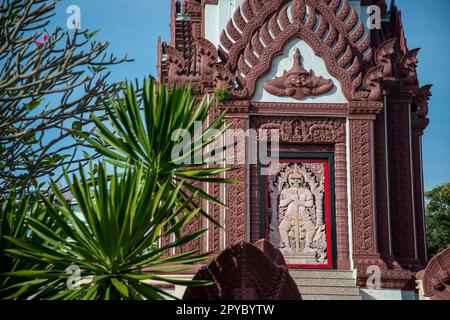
left=350, top=119, right=376, bottom=254
left=196, top=38, right=218, bottom=77
left=253, top=117, right=346, bottom=144
left=164, top=44, right=186, bottom=80
left=225, top=117, right=248, bottom=246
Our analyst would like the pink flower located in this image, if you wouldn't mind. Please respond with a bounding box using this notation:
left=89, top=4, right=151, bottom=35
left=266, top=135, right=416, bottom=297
left=33, top=34, right=49, bottom=46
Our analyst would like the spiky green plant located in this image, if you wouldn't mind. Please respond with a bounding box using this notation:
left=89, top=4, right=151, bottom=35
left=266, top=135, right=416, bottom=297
left=2, top=163, right=210, bottom=300
left=214, top=87, right=231, bottom=102
left=0, top=189, right=57, bottom=299
left=83, top=79, right=236, bottom=227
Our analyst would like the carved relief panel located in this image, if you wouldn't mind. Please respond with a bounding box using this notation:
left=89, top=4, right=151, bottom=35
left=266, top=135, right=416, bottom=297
left=264, top=158, right=333, bottom=268
left=263, top=48, right=334, bottom=100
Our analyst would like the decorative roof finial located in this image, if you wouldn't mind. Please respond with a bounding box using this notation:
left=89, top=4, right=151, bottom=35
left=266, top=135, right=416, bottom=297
left=290, top=48, right=309, bottom=76
left=175, top=0, right=181, bottom=15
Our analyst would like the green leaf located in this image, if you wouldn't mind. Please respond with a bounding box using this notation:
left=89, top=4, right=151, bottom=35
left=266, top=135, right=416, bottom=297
left=84, top=29, right=101, bottom=39
left=88, top=66, right=107, bottom=73
left=72, top=121, right=82, bottom=131
left=0, top=81, right=231, bottom=301
left=111, top=278, right=129, bottom=298
left=10, top=12, right=20, bottom=23
left=23, top=131, right=37, bottom=145
left=24, top=99, right=42, bottom=111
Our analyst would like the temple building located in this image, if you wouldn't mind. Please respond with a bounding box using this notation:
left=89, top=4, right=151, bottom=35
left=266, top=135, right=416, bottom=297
left=157, top=0, right=432, bottom=300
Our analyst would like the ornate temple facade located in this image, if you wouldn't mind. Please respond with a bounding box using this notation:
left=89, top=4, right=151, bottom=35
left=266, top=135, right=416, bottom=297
left=157, top=0, right=432, bottom=297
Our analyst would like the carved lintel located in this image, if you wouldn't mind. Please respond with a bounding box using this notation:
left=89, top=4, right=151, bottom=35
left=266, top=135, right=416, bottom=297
left=219, top=100, right=250, bottom=114
left=250, top=102, right=349, bottom=116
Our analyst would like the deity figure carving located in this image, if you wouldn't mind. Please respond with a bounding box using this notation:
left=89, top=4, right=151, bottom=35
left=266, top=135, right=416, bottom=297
left=279, top=169, right=316, bottom=253
left=268, top=162, right=328, bottom=265
left=263, top=48, right=334, bottom=100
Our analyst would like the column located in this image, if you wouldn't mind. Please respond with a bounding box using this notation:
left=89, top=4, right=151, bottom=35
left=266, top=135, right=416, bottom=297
left=386, top=96, right=420, bottom=266
left=349, top=114, right=383, bottom=268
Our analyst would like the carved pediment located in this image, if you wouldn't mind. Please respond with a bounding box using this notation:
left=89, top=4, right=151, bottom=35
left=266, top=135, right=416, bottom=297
left=218, top=0, right=374, bottom=100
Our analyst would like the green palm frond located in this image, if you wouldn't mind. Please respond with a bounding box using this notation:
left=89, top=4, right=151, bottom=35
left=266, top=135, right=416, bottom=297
left=0, top=188, right=57, bottom=299
left=81, top=80, right=237, bottom=226
left=3, top=163, right=211, bottom=300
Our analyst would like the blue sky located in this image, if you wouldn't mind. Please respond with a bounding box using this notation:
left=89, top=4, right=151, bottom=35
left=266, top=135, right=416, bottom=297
left=50, top=0, right=449, bottom=191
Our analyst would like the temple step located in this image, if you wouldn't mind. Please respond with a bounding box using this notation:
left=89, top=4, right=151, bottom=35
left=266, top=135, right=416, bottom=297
left=294, top=277, right=357, bottom=287
left=289, top=270, right=363, bottom=300
left=300, top=294, right=363, bottom=301
left=290, top=270, right=355, bottom=279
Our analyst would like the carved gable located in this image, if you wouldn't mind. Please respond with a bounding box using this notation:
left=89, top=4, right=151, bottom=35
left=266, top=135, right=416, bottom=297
left=253, top=39, right=347, bottom=103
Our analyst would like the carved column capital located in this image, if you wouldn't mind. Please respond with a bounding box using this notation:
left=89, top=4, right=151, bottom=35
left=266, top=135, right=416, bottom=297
left=348, top=101, right=384, bottom=116
left=383, top=81, right=418, bottom=103
left=219, top=100, right=250, bottom=115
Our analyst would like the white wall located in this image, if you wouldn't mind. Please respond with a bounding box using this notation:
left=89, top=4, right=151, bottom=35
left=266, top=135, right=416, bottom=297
left=204, top=0, right=244, bottom=49
left=361, top=289, right=418, bottom=301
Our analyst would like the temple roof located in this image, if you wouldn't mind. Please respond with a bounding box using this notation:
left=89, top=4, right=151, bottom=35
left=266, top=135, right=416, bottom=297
left=157, top=0, right=425, bottom=105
